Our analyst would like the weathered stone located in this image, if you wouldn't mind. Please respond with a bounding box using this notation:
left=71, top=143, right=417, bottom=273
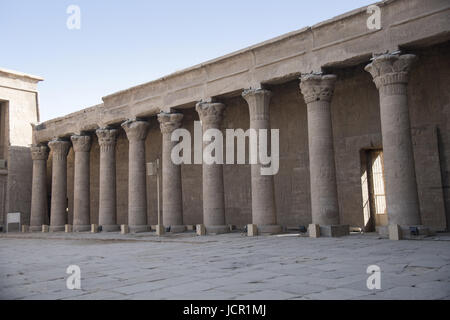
left=91, top=224, right=99, bottom=233
left=366, top=54, right=421, bottom=226
left=96, top=128, right=119, bottom=232
left=48, top=139, right=70, bottom=232
left=388, top=224, right=402, bottom=241
left=155, top=224, right=165, bottom=236
left=71, top=135, right=92, bottom=232
left=157, top=112, right=185, bottom=233
left=122, top=120, right=150, bottom=233
left=308, top=224, right=320, bottom=238
left=65, top=224, right=73, bottom=233
left=247, top=224, right=258, bottom=237
left=30, top=145, right=49, bottom=231
left=120, top=224, right=129, bottom=234
left=6, top=1, right=450, bottom=240
left=196, top=224, right=206, bottom=236
left=242, top=89, right=281, bottom=235
left=319, top=225, right=349, bottom=238
left=196, top=102, right=229, bottom=235
left=300, top=74, right=340, bottom=227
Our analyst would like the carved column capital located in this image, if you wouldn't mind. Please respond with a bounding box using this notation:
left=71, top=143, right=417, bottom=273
left=31, top=145, right=49, bottom=161
left=96, top=128, right=118, bottom=152
left=70, top=135, right=92, bottom=153
left=121, top=119, right=149, bottom=142
left=195, top=102, right=225, bottom=127
left=48, top=139, right=70, bottom=160
left=157, top=112, right=183, bottom=135
left=365, top=53, right=417, bottom=94
left=242, top=89, right=272, bottom=121
left=299, top=74, right=337, bottom=104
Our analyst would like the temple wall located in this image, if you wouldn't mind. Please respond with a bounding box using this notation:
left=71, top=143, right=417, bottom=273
left=52, top=41, right=450, bottom=232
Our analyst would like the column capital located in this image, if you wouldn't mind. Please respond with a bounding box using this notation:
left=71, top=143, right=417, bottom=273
left=96, top=128, right=118, bottom=151
left=242, top=88, right=272, bottom=121
left=365, top=53, right=417, bottom=91
left=121, top=119, right=149, bottom=142
left=195, top=102, right=225, bottom=127
left=48, top=139, right=70, bottom=159
left=157, top=112, right=183, bottom=135
left=299, top=74, right=337, bottom=104
left=70, top=135, right=92, bottom=153
left=31, top=145, right=49, bottom=161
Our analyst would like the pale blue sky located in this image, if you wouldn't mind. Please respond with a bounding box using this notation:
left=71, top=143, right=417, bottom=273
left=0, top=0, right=374, bottom=121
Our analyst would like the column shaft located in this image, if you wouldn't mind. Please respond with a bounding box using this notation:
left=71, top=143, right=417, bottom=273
left=158, top=112, right=184, bottom=232
left=30, top=145, right=49, bottom=231
left=96, top=128, right=119, bottom=231
left=122, top=120, right=150, bottom=233
left=196, top=102, right=228, bottom=234
left=71, top=135, right=91, bottom=232
left=300, top=74, right=340, bottom=226
left=242, top=89, right=281, bottom=234
left=48, top=140, right=70, bottom=232
left=365, top=54, right=421, bottom=226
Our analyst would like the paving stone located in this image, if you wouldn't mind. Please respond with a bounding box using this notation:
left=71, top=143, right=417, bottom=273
left=0, top=233, right=449, bottom=299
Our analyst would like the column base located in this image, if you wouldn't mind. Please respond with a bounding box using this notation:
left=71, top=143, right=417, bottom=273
left=49, top=225, right=65, bottom=232
left=309, top=224, right=349, bottom=238
left=257, top=224, right=282, bottom=235
left=73, top=225, right=91, bottom=232
left=30, top=226, right=42, bottom=232
left=100, top=224, right=120, bottom=232
left=205, top=225, right=229, bottom=235
left=155, top=224, right=165, bottom=236
left=168, top=225, right=186, bottom=233
left=387, top=224, right=431, bottom=240
left=129, top=225, right=150, bottom=233
left=196, top=224, right=206, bottom=236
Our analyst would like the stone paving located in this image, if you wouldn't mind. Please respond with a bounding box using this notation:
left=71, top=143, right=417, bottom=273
left=0, top=231, right=449, bottom=300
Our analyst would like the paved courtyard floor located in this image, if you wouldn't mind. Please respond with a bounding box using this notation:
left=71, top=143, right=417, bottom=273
left=0, top=231, right=449, bottom=300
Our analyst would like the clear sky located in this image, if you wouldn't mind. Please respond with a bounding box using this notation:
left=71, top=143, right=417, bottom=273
left=0, top=0, right=375, bottom=122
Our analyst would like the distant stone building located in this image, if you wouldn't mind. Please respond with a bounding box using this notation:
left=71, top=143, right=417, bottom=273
left=0, top=69, right=42, bottom=229
left=10, top=0, right=450, bottom=238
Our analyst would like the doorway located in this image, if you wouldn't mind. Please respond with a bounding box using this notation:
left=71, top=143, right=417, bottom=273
left=361, top=149, right=388, bottom=232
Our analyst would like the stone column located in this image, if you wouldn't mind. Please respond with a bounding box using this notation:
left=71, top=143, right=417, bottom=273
left=48, top=139, right=70, bottom=232
left=300, top=74, right=348, bottom=237
left=196, top=102, right=228, bottom=234
left=30, top=145, right=49, bottom=231
left=157, top=112, right=185, bottom=233
left=71, top=135, right=91, bottom=232
left=122, top=119, right=150, bottom=233
left=365, top=54, right=421, bottom=228
left=96, top=128, right=119, bottom=232
left=242, top=89, right=281, bottom=234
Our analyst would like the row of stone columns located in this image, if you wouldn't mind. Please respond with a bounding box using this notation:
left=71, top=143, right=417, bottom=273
left=29, top=53, right=422, bottom=238
left=297, top=53, right=421, bottom=237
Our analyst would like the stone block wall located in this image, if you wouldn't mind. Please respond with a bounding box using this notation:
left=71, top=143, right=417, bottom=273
left=53, top=41, right=450, bottom=231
